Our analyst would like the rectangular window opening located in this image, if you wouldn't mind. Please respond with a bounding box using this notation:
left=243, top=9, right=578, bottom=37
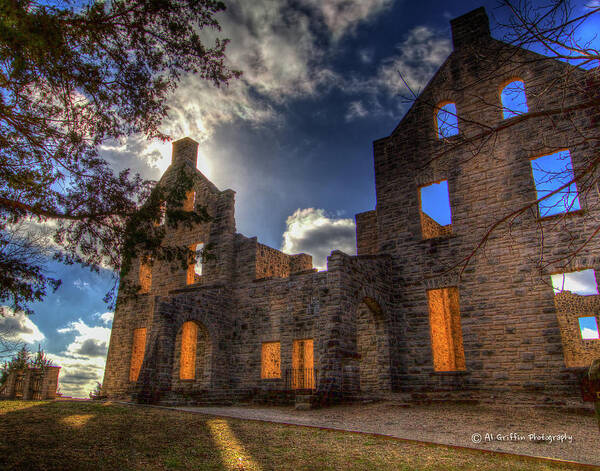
left=427, top=287, right=466, bottom=372
left=551, top=269, right=599, bottom=296
left=180, top=321, right=198, bottom=380
left=578, top=317, right=600, bottom=340
left=129, top=328, right=147, bottom=382
left=261, top=342, right=281, bottom=379
left=139, top=259, right=152, bottom=294
left=292, top=339, right=315, bottom=389
left=530, top=150, right=581, bottom=218
left=158, top=201, right=166, bottom=226
left=183, top=191, right=196, bottom=212
left=420, top=180, right=452, bottom=239
left=186, top=243, right=204, bottom=284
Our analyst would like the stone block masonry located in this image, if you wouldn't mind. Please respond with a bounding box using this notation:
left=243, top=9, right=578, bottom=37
left=102, top=7, right=600, bottom=406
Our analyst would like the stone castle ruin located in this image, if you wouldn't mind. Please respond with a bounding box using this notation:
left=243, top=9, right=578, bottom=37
left=102, top=8, right=600, bottom=406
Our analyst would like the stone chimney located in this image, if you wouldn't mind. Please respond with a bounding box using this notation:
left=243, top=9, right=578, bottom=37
left=171, top=137, right=198, bottom=168
left=450, top=7, right=491, bottom=50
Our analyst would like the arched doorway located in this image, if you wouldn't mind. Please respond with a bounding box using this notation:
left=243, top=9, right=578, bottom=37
left=356, top=297, right=391, bottom=393
left=172, top=320, right=211, bottom=390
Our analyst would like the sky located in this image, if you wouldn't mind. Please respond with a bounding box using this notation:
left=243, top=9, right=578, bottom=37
left=3, top=0, right=600, bottom=397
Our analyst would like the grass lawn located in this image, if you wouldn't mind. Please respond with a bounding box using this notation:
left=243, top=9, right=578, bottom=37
left=0, top=400, right=585, bottom=471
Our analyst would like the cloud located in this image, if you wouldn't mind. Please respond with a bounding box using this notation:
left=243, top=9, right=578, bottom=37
left=46, top=351, right=106, bottom=398
left=0, top=308, right=45, bottom=344
left=581, top=327, right=599, bottom=339
left=96, top=312, right=114, bottom=326
left=374, top=26, right=452, bottom=96
left=281, top=208, right=356, bottom=270
left=47, top=318, right=112, bottom=397
left=359, top=48, right=374, bottom=63
left=58, top=319, right=111, bottom=359
left=338, top=25, right=451, bottom=121
left=100, top=0, right=397, bottom=175
left=551, top=269, right=599, bottom=295
left=300, top=0, right=394, bottom=39
left=345, top=101, right=369, bottom=121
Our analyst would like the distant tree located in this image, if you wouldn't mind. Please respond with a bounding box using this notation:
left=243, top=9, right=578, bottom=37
left=0, top=344, right=53, bottom=386
left=89, top=381, right=105, bottom=400
left=0, top=0, right=240, bottom=313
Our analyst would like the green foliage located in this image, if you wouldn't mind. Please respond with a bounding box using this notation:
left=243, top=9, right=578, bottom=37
left=88, top=381, right=105, bottom=400
left=0, top=0, right=240, bottom=312
left=0, top=344, right=53, bottom=386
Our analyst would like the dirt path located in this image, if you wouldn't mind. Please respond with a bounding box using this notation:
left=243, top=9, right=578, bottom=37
left=173, top=402, right=600, bottom=466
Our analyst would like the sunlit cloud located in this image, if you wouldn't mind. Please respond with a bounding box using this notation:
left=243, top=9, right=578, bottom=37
left=281, top=208, right=356, bottom=270
left=98, top=0, right=398, bottom=175
left=374, top=26, right=451, bottom=96
left=96, top=312, right=114, bottom=326
left=551, top=269, right=599, bottom=295
left=48, top=318, right=112, bottom=397
left=0, top=307, right=45, bottom=345
left=581, top=327, right=599, bottom=339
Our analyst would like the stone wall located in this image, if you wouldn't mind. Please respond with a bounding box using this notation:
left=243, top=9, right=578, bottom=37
left=554, top=291, right=600, bottom=367
left=0, top=366, right=60, bottom=400
left=368, top=8, right=595, bottom=398
left=103, top=7, right=600, bottom=405
left=420, top=211, right=452, bottom=239
left=255, top=243, right=313, bottom=279
left=355, top=210, right=378, bottom=255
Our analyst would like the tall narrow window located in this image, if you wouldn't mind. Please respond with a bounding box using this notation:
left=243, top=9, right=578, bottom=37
left=551, top=269, right=599, bottom=295
left=578, top=317, right=600, bottom=340
left=180, top=321, right=198, bottom=380
left=419, top=180, right=452, bottom=239
left=530, top=150, right=580, bottom=217
left=129, top=328, right=147, bottom=381
left=139, top=259, right=152, bottom=293
left=436, top=103, right=459, bottom=138
left=158, top=201, right=166, bottom=226
left=501, top=80, right=528, bottom=119
left=427, top=287, right=466, bottom=372
left=261, top=342, right=281, bottom=379
left=183, top=191, right=196, bottom=212
left=186, top=243, right=204, bottom=284
left=292, top=339, right=315, bottom=389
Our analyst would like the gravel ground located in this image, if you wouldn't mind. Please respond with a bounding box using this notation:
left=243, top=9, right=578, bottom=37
left=174, top=402, right=600, bottom=466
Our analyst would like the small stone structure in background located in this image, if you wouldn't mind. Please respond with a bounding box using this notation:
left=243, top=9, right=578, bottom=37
left=0, top=366, right=61, bottom=400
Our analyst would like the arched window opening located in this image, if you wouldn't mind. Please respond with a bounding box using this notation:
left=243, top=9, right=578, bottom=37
left=180, top=321, right=198, bottom=380
left=356, top=298, right=391, bottom=393
left=501, top=80, right=528, bottom=118
left=436, top=102, right=459, bottom=138
left=129, top=328, right=147, bottom=381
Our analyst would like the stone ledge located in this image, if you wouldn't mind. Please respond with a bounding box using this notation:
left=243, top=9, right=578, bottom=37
left=537, top=208, right=585, bottom=222
left=430, top=370, right=470, bottom=376
left=290, top=268, right=318, bottom=277
left=169, top=282, right=226, bottom=294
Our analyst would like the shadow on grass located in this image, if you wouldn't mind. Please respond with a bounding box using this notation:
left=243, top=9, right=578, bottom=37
left=0, top=400, right=268, bottom=471
left=0, top=400, right=582, bottom=471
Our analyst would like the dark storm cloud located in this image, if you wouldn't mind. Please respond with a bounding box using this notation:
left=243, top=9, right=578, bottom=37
left=282, top=208, right=356, bottom=269
left=76, top=339, right=108, bottom=357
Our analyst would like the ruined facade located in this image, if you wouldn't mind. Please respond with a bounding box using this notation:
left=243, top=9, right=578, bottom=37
left=102, top=8, right=600, bottom=405
left=0, top=366, right=61, bottom=400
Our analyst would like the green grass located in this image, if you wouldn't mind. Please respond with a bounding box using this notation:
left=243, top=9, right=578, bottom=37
left=0, top=400, right=584, bottom=471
